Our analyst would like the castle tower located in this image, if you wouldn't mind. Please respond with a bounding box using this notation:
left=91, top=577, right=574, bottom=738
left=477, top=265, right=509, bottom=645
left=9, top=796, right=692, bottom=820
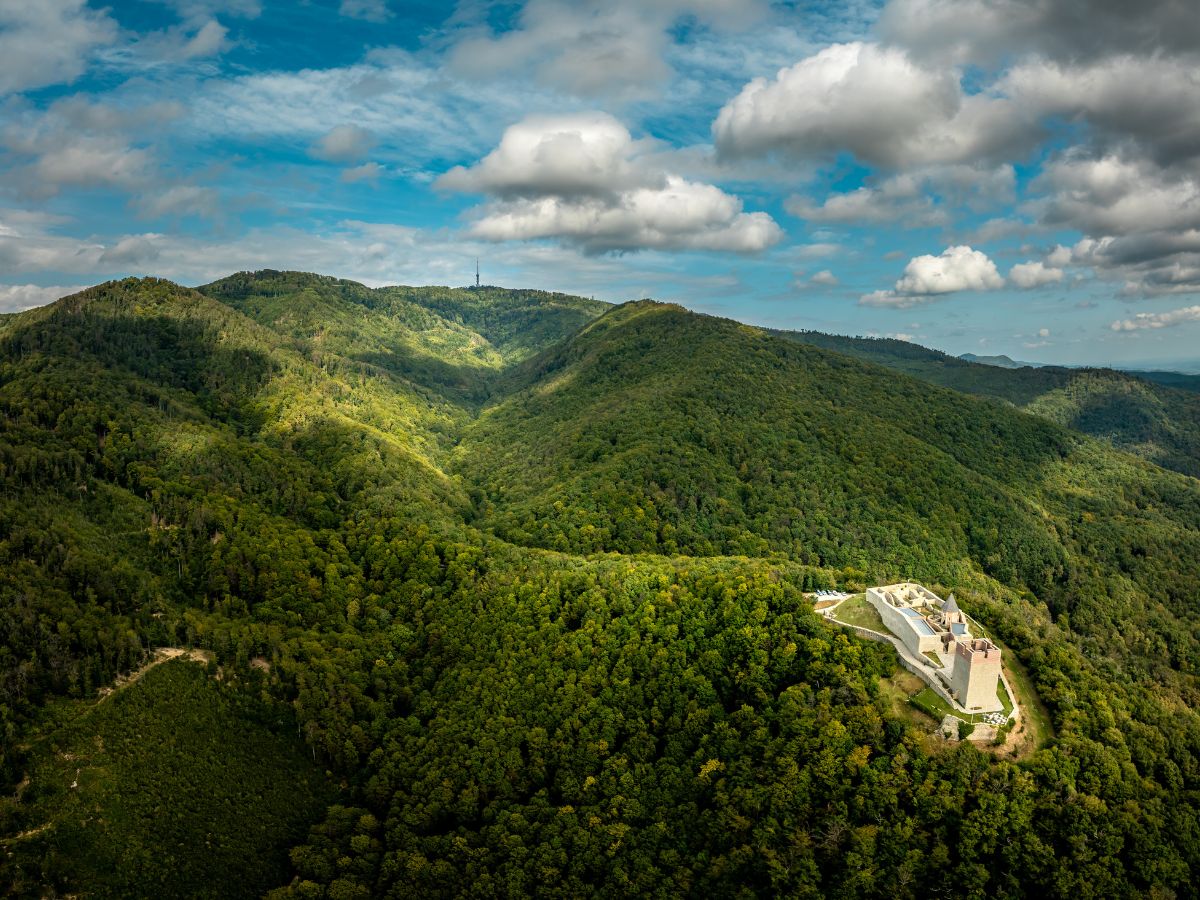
left=942, top=593, right=961, bottom=623
left=950, top=638, right=1002, bottom=711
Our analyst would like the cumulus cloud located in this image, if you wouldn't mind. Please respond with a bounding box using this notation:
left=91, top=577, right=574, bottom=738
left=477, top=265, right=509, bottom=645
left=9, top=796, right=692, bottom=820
left=0, top=0, right=119, bottom=95
left=861, top=245, right=1003, bottom=307
left=896, top=245, right=1004, bottom=294
left=439, top=113, right=653, bottom=199
left=1038, top=153, right=1200, bottom=236
left=1010, top=260, right=1063, bottom=288
left=880, top=0, right=1200, bottom=67
left=448, top=0, right=767, bottom=100
left=310, top=124, right=376, bottom=164
left=713, top=42, right=1034, bottom=168
left=1030, top=155, right=1200, bottom=294
left=440, top=113, right=781, bottom=254
left=1111, top=306, right=1200, bottom=332
left=0, top=283, right=85, bottom=313
left=809, top=270, right=839, bottom=286
left=1003, top=55, right=1200, bottom=167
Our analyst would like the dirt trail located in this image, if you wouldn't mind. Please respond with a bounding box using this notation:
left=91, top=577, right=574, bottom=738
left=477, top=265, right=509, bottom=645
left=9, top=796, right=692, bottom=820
left=96, top=646, right=211, bottom=702
left=2, top=647, right=214, bottom=848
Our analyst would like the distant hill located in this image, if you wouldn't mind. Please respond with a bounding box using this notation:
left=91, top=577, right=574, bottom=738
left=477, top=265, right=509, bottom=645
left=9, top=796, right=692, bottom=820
left=777, top=330, right=1200, bottom=478
left=199, top=270, right=609, bottom=404
left=959, top=352, right=1038, bottom=369
left=960, top=350, right=1200, bottom=393
left=1126, top=369, right=1200, bottom=392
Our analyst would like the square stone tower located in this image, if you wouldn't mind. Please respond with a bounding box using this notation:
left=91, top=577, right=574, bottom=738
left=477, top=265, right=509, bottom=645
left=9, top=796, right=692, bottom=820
left=950, top=638, right=1002, bottom=711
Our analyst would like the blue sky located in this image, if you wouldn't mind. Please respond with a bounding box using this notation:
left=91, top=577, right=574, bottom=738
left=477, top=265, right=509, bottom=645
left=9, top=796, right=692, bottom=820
left=3, top=0, right=1200, bottom=367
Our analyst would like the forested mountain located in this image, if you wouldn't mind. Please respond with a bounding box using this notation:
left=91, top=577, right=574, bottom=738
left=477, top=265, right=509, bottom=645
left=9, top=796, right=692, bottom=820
left=3, top=273, right=1200, bottom=898
left=959, top=353, right=1031, bottom=369
left=778, top=330, right=1200, bottom=478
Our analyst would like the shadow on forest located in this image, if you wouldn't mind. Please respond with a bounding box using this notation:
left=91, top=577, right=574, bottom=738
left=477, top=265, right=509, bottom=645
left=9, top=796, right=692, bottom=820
left=1, top=304, right=278, bottom=432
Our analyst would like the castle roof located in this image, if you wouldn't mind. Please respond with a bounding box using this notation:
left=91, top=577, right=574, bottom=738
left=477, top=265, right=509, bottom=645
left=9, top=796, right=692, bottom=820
left=943, top=593, right=960, bottom=613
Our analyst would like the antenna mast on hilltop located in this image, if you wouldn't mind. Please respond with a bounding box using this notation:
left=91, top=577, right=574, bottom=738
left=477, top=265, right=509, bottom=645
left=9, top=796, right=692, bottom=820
left=475, top=258, right=480, bottom=289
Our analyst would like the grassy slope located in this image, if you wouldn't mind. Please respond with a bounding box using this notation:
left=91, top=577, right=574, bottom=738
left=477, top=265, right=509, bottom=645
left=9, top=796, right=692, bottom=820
left=1, top=660, right=333, bottom=899
left=774, top=329, right=1200, bottom=477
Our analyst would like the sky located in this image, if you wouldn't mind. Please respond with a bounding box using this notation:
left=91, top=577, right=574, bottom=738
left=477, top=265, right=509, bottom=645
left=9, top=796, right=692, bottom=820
left=2, top=0, right=1200, bottom=367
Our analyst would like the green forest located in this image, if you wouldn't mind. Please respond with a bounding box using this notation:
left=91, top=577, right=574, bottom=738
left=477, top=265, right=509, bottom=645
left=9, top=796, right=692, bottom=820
left=3, top=271, right=1200, bottom=898
left=778, top=329, right=1200, bottom=478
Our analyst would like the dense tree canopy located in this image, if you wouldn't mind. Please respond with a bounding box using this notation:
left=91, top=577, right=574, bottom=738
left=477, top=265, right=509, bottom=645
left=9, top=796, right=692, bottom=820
left=778, top=328, right=1200, bottom=478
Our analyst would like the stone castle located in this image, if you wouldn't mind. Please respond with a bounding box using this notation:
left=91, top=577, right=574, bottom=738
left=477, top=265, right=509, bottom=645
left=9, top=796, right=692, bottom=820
left=866, top=583, right=1003, bottom=712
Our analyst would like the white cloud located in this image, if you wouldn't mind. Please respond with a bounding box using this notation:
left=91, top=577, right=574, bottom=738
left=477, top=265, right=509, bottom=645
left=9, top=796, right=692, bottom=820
left=810, top=269, right=839, bottom=286
left=793, top=243, right=842, bottom=259
left=441, top=113, right=781, bottom=254
left=151, top=0, right=261, bottom=20
left=447, top=0, right=768, bottom=101
left=158, top=18, right=230, bottom=59
left=136, top=185, right=221, bottom=219
left=339, top=0, right=390, bottom=22
left=787, top=173, right=944, bottom=226
left=30, top=137, right=154, bottom=194
left=466, top=182, right=781, bottom=254
left=341, top=162, right=384, bottom=184
left=713, top=41, right=1033, bottom=168
left=439, top=113, right=653, bottom=199
left=188, top=53, right=548, bottom=167
left=789, top=165, right=1013, bottom=227
left=1111, top=306, right=1200, bottom=332
left=1010, top=260, right=1063, bottom=288
left=98, top=234, right=165, bottom=266
left=0, top=98, right=185, bottom=199
left=896, top=245, right=1003, bottom=294
left=1002, top=55, right=1200, bottom=166
left=861, top=245, right=1004, bottom=307
left=0, top=0, right=119, bottom=95
left=1046, top=244, right=1073, bottom=267
left=881, top=0, right=1200, bottom=67
left=0, top=283, right=85, bottom=313
left=310, top=124, right=376, bottom=164
left=109, top=17, right=231, bottom=66
left=1038, top=153, right=1200, bottom=236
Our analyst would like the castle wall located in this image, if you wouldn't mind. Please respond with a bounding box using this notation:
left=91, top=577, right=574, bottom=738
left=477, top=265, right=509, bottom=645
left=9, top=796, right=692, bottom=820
left=867, top=588, right=941, bottom=656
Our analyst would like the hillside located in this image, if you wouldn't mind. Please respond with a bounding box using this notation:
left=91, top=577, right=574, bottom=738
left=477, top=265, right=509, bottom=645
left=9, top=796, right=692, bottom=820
left=197, top=271, right=608, bottom=405
left=2, top=275, right=1200, bottom=897
left=777, top=330, right=1200, bottom=477
left=959, top=352, right=1033, bottom=369
left=2, top=659, right=332, bottom=899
